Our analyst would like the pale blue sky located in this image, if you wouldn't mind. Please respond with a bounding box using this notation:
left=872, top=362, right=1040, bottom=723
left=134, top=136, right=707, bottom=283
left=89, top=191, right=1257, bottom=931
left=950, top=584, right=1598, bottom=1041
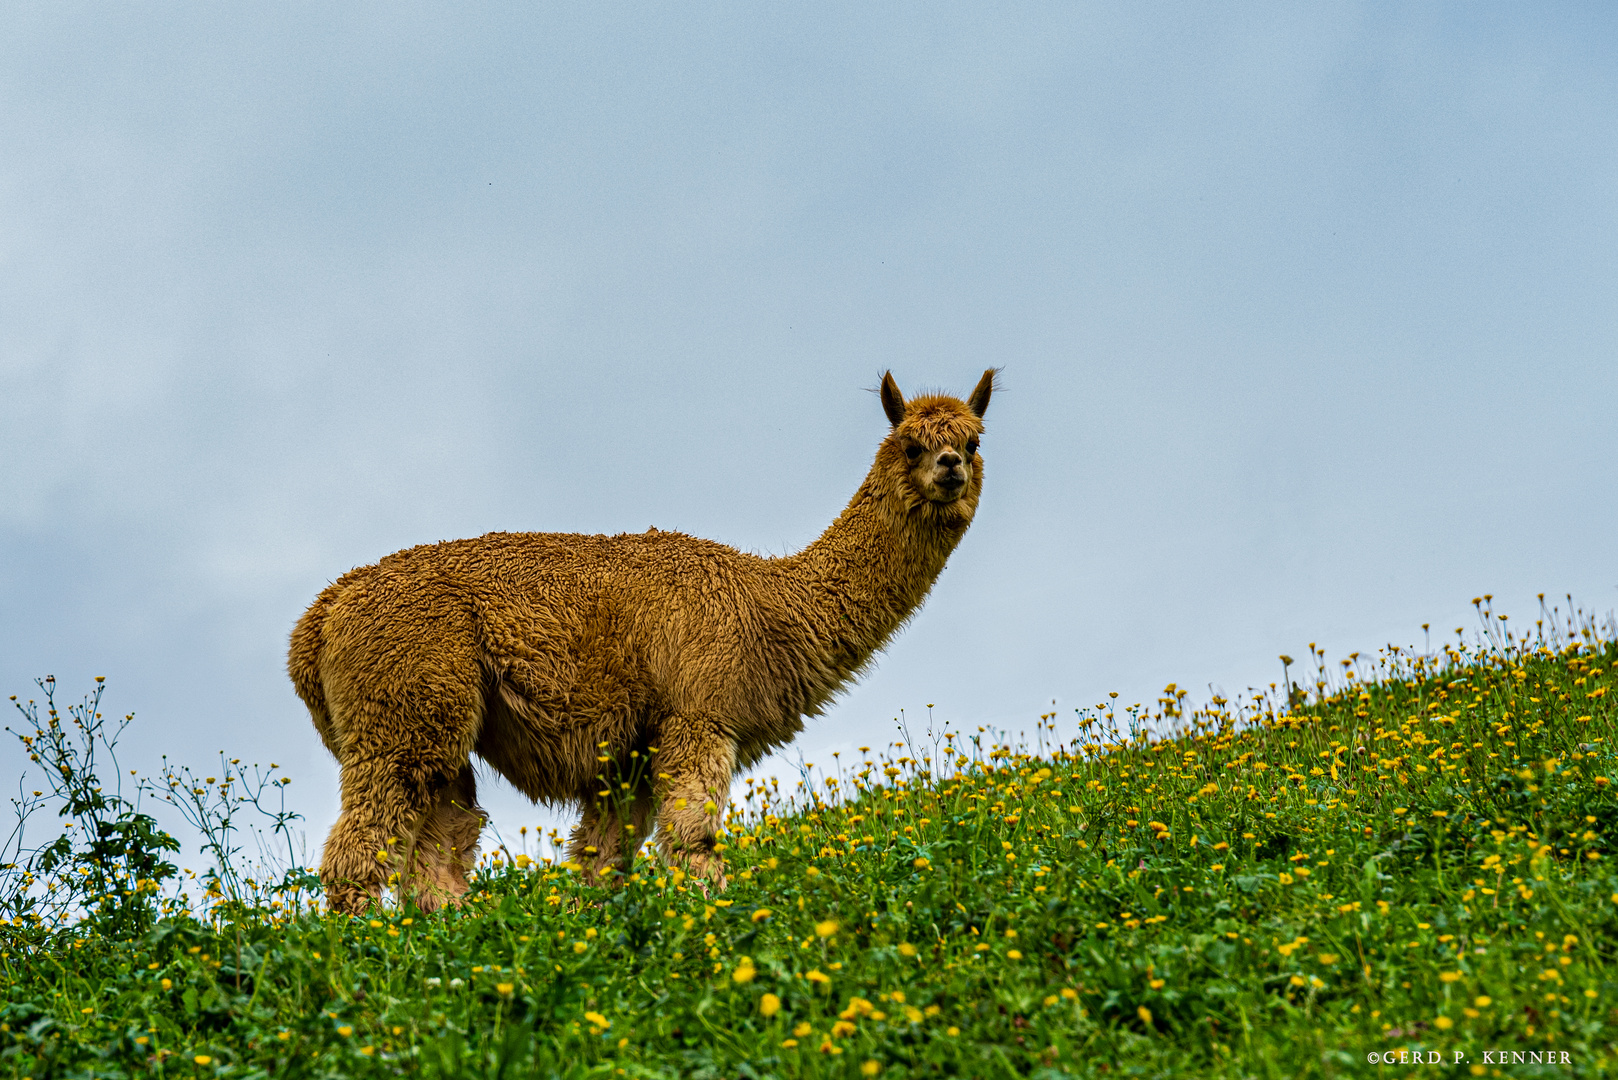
left=3, top=4, right=1615, bottom=860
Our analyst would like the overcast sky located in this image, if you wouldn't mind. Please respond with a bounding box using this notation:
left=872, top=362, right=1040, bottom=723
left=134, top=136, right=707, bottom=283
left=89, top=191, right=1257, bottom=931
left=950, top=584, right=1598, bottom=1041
left=4, top=4, right=1615, bottom=865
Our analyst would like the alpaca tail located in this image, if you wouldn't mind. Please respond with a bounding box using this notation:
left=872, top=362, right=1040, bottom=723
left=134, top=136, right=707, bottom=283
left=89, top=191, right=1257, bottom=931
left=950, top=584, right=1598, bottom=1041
left=289, top=582, right=344, bottom=757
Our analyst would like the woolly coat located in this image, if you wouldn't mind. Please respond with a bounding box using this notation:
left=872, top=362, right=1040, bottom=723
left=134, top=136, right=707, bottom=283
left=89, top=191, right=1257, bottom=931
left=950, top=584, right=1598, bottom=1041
left=289, top=375, right=991, bottom=912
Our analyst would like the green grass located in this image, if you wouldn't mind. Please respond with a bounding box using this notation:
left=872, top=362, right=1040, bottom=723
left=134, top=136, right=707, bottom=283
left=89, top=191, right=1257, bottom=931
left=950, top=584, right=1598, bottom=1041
left=4, top=608, right=1617, bottom=1078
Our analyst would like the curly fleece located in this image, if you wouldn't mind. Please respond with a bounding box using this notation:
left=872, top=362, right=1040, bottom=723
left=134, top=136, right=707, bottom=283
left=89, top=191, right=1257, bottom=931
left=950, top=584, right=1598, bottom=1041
left=288, top=370, right=995, bottom=914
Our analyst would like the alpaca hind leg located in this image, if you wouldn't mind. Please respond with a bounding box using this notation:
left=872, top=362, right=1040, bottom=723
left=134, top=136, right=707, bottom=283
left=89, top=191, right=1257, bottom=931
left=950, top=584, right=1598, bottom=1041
left=404, top=764, right=485, bottom=912
left=319, top=754, right=431, bottom=915
left=315, top=574, right=485, bottom=915
left=652, top=714, right=734, bottom=889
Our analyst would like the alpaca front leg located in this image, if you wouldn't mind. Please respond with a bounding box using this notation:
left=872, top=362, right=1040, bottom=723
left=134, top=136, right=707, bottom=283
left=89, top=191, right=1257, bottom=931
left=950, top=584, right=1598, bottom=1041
left=653, top=715, right=735, bottom=889
left=565, top=791, right=653, bottom=886
left=563, top=790, right=654, bottom=886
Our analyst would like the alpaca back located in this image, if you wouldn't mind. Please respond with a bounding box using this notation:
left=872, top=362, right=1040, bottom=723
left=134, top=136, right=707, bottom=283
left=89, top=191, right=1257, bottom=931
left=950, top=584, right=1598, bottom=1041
left=303, top=527, right=804, bottom=798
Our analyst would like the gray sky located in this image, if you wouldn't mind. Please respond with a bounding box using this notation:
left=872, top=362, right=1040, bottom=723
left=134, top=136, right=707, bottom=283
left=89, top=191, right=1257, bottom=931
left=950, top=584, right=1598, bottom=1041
left=4, top=4, right=1615, bottom=864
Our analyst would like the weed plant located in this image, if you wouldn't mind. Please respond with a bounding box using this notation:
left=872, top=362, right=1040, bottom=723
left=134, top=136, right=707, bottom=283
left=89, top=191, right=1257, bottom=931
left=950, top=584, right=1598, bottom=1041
left=2, top=598, right=1616, bottom=1078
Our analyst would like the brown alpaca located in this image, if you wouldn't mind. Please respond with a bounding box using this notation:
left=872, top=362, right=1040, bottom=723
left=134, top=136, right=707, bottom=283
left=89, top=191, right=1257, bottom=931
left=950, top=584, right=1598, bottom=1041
left=288, top=370, right=996, bottom=914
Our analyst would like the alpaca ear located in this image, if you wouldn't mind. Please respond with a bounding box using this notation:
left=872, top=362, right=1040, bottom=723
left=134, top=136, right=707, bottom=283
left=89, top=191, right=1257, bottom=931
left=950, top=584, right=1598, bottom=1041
left=879, top=371, right=907, bottom=428
left=967, top=368, right=997, bottom=418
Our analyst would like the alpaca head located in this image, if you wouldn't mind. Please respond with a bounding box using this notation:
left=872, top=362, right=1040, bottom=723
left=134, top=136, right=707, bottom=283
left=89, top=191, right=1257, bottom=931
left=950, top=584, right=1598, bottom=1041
left=876, top=369, right=996, bottom=518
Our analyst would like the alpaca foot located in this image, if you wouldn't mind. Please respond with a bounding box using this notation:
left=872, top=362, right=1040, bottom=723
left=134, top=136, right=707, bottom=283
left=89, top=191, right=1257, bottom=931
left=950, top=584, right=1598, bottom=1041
left=408, top=877, right=470, bottom=914
left=683, top=850, right=728, bottom=892
left=325, top=881, right=382, bottom=916
left=581, top=861, right=627, bottom=889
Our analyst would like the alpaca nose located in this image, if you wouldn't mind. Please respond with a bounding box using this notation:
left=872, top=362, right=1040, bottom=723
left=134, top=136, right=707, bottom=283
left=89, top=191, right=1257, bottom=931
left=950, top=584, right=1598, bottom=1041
left=937, top=450, right=962, bottom=469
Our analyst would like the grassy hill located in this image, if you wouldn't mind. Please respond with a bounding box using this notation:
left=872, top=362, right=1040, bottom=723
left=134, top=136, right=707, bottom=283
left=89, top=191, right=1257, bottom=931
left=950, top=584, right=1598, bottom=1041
left=3, top=605, right=1616, bottom=1077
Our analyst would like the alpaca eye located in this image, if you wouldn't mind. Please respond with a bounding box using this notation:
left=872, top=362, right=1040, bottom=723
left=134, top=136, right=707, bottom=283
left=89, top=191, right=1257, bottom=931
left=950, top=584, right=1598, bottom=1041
left=904, top=443, right=924, bottom=461
left=965, top=439, right=979, bottom=457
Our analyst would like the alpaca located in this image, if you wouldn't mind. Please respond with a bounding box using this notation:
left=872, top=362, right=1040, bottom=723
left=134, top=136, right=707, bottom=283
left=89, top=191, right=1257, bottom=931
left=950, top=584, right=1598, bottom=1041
left=288, top=369, right=996, bottom=914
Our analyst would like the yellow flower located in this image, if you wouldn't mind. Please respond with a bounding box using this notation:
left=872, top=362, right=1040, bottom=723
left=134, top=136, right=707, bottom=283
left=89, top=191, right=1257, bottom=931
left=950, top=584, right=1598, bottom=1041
left=946, top=1026, right=960, bottom=1036
left=1439, top=971, right=1462, bottom=983
left=897, top=942, right=917, bottom=957
left=573, top=942, right=588, bottom=953
left=496, top=982, right=515, bottom=995
left=861, top=1061, right=882, bottom=1076
left=816, top=920, right=839, bottom=938
left=337, top=1026, right=353, bottom=1037
left=793, top=1022, right=813, bottom=1037
left=760, top=993, right=782, bottom=1017
left=585, top=1010, right=610, bottom=1029
left=752, top=908, right=773, bottom=922
left=807, top=969, right=831, bottom=985
left=161, top=978, right=172, bottom=990
left=360, top=1046, right=375, bottom=1056
left=840, top=997, right=875, bottom=1018
left=1137, top=1005, right=1153, bottom=1025
left=913, top=857, right=930, bottom=868
left=1474, top=996, right=1492, bottom=1007
left=1148, top=978, right=1165, bottom=989
left=831, top=1020, right=856, bottom=1037
left=1006, top=949, right=1022, bottom=960
left=1435, top=1016, right=1453, bottom=1030
left=194, top=1055, right=212, bottom=1066
left=732, top=961, right=757, bottom=983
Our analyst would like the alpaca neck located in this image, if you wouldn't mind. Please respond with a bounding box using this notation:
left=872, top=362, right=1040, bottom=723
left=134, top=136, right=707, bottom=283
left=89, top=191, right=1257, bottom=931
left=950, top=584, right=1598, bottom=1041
left=783, top=464, right=972, bottom=680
